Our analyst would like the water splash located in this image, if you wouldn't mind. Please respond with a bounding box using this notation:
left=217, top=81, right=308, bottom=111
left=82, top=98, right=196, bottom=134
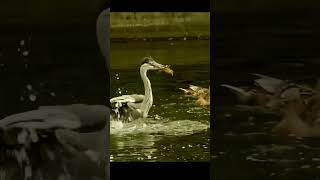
left=110, top=117, right=209, bottom=136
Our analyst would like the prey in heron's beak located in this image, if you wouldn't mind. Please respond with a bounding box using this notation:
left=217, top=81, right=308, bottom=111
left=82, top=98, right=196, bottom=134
left=159, top=65, right=174, bottom=76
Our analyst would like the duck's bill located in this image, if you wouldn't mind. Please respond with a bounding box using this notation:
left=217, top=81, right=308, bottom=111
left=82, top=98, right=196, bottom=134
left=159, top=65, right=174, bottom=76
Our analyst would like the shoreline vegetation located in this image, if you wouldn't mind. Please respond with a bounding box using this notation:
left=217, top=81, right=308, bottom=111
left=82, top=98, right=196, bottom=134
left=110, top=12, right=210, bottom=40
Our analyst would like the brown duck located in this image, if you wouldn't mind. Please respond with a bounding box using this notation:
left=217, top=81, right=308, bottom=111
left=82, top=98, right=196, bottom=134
left=222, top=73, right=316, bottom=109
left=179, top=85, right=210, bottom=106
left=272, top=94, right=320, bottom=137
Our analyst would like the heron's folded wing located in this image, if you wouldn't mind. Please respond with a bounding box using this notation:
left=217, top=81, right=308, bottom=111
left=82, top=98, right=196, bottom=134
left=127, top=102, right=142, bottom=110
left=110, top=94, right=144, bottom=104
left=55, top=129, right=88, bottom=151
left=0, top=109, right=81, bottom=130
left=38, top=104, right=108, bottom=133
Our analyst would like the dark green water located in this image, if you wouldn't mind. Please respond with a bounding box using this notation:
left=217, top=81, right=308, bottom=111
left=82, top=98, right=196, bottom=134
left=213, top=13, right=320, bottom=179
left=213, top=67, right=320, bottom=180
left=110, top=40, right=210, bottom=162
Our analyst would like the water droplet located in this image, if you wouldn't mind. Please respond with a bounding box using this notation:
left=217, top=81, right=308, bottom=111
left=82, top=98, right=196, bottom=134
left=182, top=146, right=186, bottom=149
left=183, top=37, right=187, bottom=41
left=26, top=84, right=32, bottom=90
left=115, top=73, right=120, bottom=80
left=117, top=88, right=122, bottom=94
left=20, top=40, right=25, bottom=46
left=22, top=51, right=29, bottom=56
left=301, top=165, right=311, bottom=169
left=29, top=94, right=37, bottom=101
left=312, top=158, right=320, bottom=161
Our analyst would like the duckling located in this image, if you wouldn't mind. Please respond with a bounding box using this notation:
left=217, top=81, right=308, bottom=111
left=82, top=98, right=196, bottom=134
left=179, top=85, right=210, bottom=106
left=272, top=95, right=320, bottom=137
left=195, top=87, right=210, bottom=106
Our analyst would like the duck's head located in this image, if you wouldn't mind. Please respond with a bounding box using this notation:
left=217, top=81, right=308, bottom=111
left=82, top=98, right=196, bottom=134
left=265, top=87, right=309, bottom=112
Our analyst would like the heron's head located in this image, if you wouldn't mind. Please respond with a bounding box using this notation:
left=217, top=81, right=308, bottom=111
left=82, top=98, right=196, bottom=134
left=140, top=56, right=174, bottom=76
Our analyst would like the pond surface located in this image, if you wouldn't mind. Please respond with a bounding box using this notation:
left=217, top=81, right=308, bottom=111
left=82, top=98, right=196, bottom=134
left=110, top=40, right=210, bottom=162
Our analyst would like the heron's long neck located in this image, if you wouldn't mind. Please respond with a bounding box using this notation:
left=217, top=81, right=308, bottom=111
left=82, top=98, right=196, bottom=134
left=140, top=68, right=153, bottom=117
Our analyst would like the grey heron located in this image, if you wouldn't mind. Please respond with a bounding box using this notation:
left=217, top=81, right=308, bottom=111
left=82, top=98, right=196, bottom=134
left=110, top=57, right=174, bottom=122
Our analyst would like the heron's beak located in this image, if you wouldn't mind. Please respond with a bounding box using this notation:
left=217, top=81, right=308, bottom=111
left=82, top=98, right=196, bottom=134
left=159, top=65, right=174, bottom=76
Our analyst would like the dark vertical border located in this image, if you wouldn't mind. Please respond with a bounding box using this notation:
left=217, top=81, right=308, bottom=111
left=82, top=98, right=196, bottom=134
left=111, top=0, right=210, bottom=12
left=210, top=0, right=214, bottom=180
left=111, top=162, right=210, bottom=179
